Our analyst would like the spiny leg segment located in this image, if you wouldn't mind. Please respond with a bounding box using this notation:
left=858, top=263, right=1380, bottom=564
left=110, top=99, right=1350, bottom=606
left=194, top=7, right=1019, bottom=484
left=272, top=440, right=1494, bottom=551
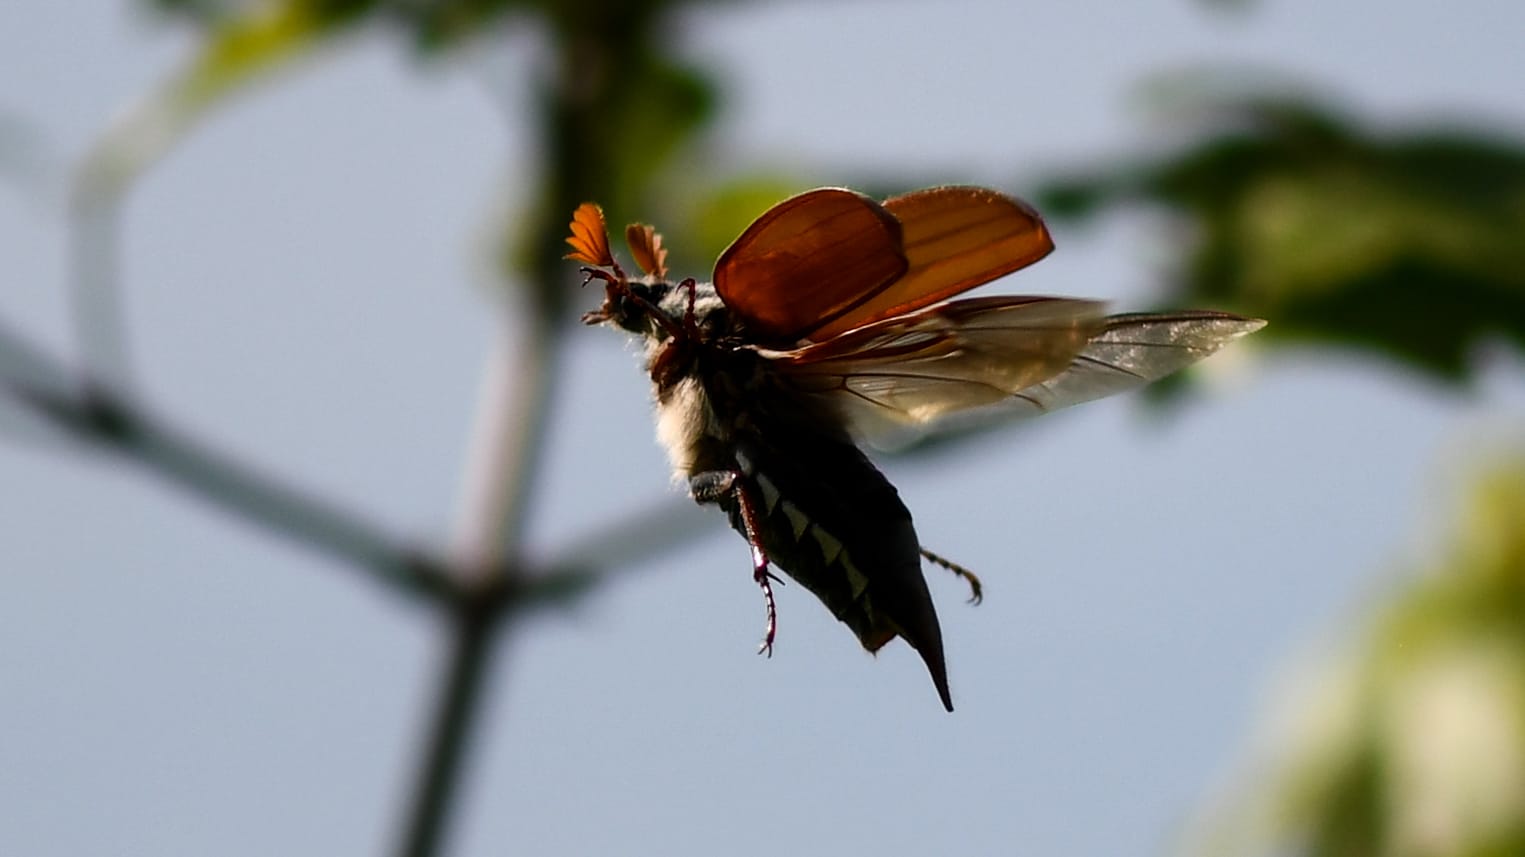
left=919, top=547, right=984, bottom=605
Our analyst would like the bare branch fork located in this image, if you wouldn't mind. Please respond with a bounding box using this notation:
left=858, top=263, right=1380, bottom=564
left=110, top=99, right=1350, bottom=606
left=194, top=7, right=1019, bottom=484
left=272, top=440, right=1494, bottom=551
left=0, top=316, right=652, bottom=612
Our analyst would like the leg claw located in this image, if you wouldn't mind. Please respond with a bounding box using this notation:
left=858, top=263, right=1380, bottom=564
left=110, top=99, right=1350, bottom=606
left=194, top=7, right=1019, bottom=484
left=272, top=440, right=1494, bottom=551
left=754, top=564, right=778, bottom=658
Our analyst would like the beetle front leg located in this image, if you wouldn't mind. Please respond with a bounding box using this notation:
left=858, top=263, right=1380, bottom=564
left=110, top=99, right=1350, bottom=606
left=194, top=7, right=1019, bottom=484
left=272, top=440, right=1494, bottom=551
left=690, top=469, right=781, bottom=656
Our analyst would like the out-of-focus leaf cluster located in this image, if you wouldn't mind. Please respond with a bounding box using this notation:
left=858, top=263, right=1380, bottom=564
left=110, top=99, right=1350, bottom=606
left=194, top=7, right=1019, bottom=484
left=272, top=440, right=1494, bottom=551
left=1039, top=95, right=1525, bottom=383
left=116, top=0, right=720, bottom=321
left=146, top=0, right=703, bottom=53
left=1197, top=448, right=1525, bottom=857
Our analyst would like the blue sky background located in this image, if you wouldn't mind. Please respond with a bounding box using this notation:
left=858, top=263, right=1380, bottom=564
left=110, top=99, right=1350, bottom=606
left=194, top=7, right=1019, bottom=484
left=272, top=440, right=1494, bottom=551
left=3, top=2, right=1524, bottom=855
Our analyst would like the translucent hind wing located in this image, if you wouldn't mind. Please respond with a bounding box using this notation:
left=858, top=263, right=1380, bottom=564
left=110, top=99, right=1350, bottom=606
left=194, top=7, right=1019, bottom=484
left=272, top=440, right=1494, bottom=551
left=773, top=300, right=1263, bottom=441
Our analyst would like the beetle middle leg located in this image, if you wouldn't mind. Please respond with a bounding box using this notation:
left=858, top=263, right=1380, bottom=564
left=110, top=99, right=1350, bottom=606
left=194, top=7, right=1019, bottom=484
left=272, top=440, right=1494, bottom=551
left=691, top=469, right=783, bottom=656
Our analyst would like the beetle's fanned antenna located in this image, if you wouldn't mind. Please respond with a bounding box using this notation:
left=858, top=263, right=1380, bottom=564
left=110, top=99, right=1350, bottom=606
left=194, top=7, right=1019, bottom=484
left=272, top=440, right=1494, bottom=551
left=565, top=203, right=615, bottom=267
left=625, top=223, right=668, bottom=279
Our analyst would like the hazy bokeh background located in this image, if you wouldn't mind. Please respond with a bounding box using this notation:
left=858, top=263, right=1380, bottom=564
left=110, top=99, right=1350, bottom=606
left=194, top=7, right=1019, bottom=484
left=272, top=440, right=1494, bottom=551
left=3, top=2, right=1523, bottom=856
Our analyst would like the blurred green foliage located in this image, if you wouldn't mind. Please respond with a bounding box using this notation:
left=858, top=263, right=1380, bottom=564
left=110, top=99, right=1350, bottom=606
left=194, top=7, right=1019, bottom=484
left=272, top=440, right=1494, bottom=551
left=1038, top=97, right=1525, bottom=383
left=1198, top=450, right=1525, bottom=857
left=102, top=4, right=1525, bottom=378
left=146, top=0, right=734, bottom=52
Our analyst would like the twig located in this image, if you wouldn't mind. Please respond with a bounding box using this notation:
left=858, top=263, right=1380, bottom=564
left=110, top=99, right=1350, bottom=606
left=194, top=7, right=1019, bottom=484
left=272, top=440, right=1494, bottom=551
left=0, top=319, right=455, bottom=602
left=393, top=588, right=502, bottom=857
left=392, top=3, right=690, bottom=852
left=3, top=305, right=684, bottom=609
left=447, top=315, right=563, bottom=574
left=68, top=199, right=134, bottom=389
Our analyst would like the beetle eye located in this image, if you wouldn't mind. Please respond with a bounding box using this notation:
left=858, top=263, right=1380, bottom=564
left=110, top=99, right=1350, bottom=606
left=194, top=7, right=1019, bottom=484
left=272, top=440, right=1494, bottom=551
left=599, top=282, right=656, bottom=334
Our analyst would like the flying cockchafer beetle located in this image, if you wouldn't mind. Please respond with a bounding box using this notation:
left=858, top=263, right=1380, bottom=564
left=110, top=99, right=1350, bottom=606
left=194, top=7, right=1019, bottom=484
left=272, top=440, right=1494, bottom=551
left=568, top=186, right=1264, bottom=711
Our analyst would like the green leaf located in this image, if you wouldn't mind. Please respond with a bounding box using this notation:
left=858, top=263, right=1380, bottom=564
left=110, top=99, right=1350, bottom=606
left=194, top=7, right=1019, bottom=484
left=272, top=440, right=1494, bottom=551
left=83, top=0, right=376, bottom=200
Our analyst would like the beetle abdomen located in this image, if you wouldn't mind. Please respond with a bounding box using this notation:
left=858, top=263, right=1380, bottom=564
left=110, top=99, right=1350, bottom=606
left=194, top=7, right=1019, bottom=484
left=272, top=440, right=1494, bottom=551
left=722, top=434, right=953, bottom=711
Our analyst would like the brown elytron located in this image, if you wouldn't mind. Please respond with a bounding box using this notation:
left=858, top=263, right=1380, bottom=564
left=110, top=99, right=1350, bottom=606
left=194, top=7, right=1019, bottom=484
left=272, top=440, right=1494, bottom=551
left=570, top=187, right=1264, bottom=711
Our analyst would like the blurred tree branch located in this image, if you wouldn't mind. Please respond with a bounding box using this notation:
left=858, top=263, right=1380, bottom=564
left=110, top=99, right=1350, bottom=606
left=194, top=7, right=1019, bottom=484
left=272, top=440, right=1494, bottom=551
left=0, top=315, right=646, bottom=612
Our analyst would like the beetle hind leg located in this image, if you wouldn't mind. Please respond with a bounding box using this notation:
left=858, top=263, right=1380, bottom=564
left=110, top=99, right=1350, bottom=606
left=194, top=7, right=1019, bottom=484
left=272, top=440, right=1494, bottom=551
left=920, top=547, right=984, bottom=605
